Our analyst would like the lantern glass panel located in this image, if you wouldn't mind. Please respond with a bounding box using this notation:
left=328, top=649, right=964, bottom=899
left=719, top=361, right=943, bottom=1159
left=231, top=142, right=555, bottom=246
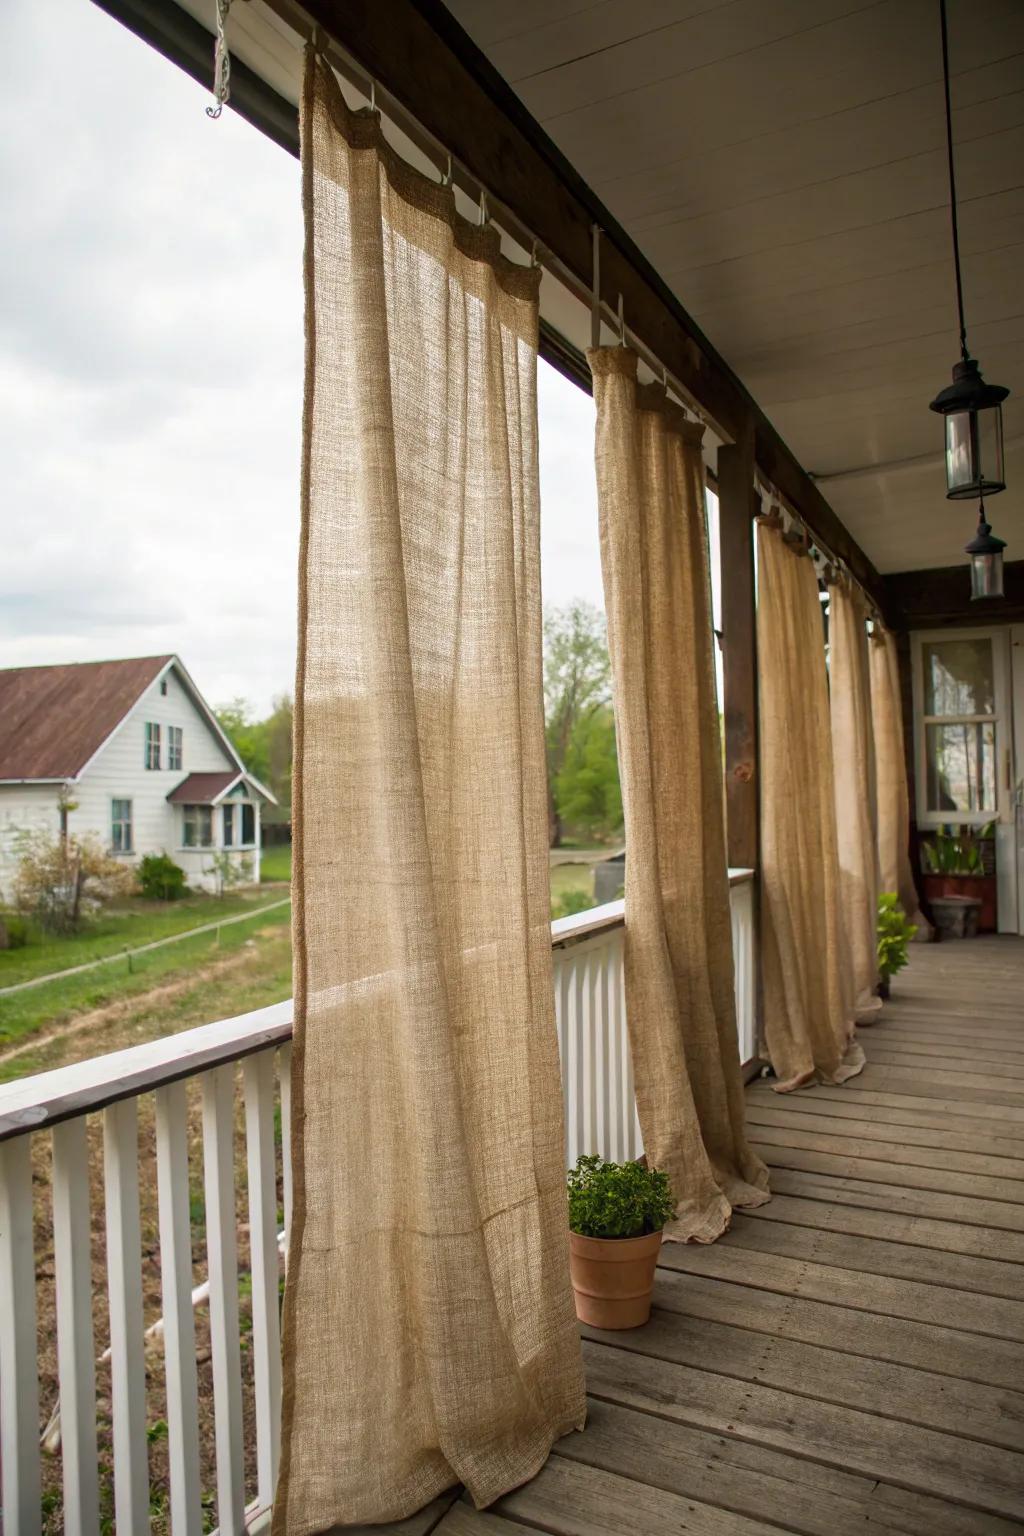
left=945, top=403, right=1005, bottom=498
left=970, top=550, right=1004, bottom=601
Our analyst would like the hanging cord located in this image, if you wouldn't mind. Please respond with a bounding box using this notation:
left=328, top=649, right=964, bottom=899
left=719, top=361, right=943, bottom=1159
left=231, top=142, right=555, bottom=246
left=206, top=0, right=234, bottom=120
left=939, top=0, right=969, bottom=361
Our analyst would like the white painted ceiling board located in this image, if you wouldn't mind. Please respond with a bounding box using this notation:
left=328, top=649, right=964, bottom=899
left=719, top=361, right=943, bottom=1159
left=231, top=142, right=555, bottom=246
left=445, top=0, right=1024, bottom=573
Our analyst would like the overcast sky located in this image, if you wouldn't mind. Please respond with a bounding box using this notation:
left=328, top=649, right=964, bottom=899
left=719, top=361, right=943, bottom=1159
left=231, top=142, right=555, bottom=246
left=0, top=0, right=604, bottom=717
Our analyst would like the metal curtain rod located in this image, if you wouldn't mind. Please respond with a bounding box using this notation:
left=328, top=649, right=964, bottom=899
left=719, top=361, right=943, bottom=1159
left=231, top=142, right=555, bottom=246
left=258, top=0, right=714, bottom=431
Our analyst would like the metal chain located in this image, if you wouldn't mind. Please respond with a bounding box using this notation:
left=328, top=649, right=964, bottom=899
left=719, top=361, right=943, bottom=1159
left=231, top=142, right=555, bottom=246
left=206, top=0, right=234, bottom=120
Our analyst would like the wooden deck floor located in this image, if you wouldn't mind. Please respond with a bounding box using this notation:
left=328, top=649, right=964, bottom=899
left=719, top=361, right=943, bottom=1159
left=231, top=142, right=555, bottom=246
left=371, top=937, right=1024, bottom=1536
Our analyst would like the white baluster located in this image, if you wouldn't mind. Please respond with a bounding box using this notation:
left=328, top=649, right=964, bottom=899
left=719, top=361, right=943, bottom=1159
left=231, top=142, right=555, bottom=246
left=102, top=1100, right=149, bottom=1533
left=595, top=940, right=612, bottom=1160
left=154, top=1082, right=202, bottom=1536
left=556, top=955, right=573, bottom=1166
left=278, top=1043, right=293, bottom=1245
left=0, top=1134, right=41, bottom=1536
left=244, top=1050, right=282, bottom=1509
left=52, top=1118, right=99, bottom=1536
left=201, top=1066, right=245, bottom=1534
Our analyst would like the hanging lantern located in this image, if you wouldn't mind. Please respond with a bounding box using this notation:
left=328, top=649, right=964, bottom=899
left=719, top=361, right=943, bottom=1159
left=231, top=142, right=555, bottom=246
left=965, top=500, right=1006, bottom=600
left=930, top=360, right=1008, bottom=499
left=930, top=0, right=1011, bottom=500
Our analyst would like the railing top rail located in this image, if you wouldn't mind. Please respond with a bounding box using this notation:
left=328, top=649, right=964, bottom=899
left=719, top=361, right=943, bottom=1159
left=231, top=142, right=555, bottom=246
left=0, top=871, right=757, bottom=1141
left=0, top=1002, right=293, bottom=1143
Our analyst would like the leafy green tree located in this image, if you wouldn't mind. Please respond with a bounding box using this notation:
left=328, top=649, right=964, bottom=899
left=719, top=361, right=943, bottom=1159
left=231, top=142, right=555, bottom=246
left=216, top=699, right=271, bottom=785
left=554, top=705, right=622, bottom=840
left=543, top=601, right=613, bottom=846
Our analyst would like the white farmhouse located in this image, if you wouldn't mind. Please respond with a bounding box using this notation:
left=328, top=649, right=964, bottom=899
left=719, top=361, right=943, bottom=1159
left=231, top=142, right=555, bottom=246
left=0, top=656, right=275, bottom=894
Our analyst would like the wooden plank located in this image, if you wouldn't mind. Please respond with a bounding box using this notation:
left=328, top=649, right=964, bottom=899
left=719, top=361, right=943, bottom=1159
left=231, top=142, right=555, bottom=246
left=851, top=1064, right=1024, bottom=1102
left=497, top=1448, right=781, bottom=1536
left=747, top=1122, right=1024, bottom=1180
left=865, top=1048, right=1024, bottom=1080
left=858, top=1030, right=1024, bottom=1060
left=557, top=1397, right=1002, bottom=1536
left=647, top=1273, right=1024, bottom=1412
left=582, top=1340, right=1024, bottom=1523
left=738, top=1187, right=1024, bottom=1263
left=762, top=1165, right=1024, bottom=1235
left=658, top=1241, right=1024, bottom=1345
left=724, top=1210, right=1024, bottom=1299
left=748, top=1079, right=1024, bottom=1125
left=719, top=431, right=759, bottom=871
left=752, top=1141, right=1024, bottom=1205
left=744, top=1086, right=1024, bottom=1143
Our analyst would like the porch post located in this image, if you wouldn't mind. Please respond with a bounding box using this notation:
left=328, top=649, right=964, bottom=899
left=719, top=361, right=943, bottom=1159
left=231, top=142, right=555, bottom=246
left=718, top=427, right=760, bottom=872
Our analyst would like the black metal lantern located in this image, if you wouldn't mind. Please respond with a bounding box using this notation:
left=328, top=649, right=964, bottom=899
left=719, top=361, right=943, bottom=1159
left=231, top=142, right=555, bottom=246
left=931, top=0, right=1011, bottom=501
left=930, top=359, right=1008, bottom=499
left=965, top=500, right=1006, bottom=600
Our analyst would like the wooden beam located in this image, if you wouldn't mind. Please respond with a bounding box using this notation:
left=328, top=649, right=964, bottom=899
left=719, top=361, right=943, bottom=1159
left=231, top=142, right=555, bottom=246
left=297, top=0, right=887, bottom=612
left=885, top=560, right=1024, bottom=630
left=718, top=433, right=760, bottom=871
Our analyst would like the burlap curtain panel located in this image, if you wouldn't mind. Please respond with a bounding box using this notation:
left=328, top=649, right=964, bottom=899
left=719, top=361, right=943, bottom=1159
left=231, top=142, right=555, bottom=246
left=871, top=626, right=929, bottom=930
left=827, top=579, right=882, bottom=1015
left=588, top=347, right=769, bottom=1243
left=276, top=56, right=584, bottom=1534
left=757, top=521, right=865, bottom=1091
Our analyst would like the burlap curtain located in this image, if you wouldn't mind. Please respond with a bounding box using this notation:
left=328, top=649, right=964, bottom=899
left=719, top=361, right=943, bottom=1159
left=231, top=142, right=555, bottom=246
left=827, top=580, right=882, bottom=1015
left=276, top=56, right=584, bottom=1533
left=588, top=347, right=769, bottom=1243
left=870, top=626, right=929, bottom=930
left=757, top=520, right=864, bottom=1091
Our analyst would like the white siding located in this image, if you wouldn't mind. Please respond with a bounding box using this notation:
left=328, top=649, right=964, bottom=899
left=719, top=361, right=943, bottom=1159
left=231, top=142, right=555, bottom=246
left=0, top=666, right=263, bottom=894
left=0, top=785, right=61, bottom=895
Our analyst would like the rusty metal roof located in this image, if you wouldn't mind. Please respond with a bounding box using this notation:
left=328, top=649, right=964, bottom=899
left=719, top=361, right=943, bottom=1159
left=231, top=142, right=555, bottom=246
left=0, top=656, right=174, bottom=781
left=165, top=771, right=241, bottom=805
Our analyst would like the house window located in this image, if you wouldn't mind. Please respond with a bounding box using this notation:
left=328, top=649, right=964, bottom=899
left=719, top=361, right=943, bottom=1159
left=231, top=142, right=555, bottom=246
left=111, top=799, right=133, bottom=853
left=921, top=638, right=998, bottom=814
left=160, top=678, right=168, bottom=696
left=183, top=805, right=214, bottom=847
left=223, top=803, right=234, bottom=846
left=241, top=803, right=255, bottom=845
left=168, top=725, right=183, bottom=771
left=144, top=721, right=161, bottom=769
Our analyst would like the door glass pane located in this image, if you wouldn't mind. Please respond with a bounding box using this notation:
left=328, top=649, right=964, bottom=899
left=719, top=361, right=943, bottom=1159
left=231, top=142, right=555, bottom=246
left=923, top=638, right=994, bottom=716
left=925, top=722, right=996, bottom=812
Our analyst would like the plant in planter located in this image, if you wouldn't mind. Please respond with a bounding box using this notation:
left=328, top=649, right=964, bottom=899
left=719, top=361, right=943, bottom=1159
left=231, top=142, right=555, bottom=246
left=920, top=822, right=997, bottom=931
left=566, top=1154, right=675, bottom=1330
left=876, top=893, right=917, bottom=998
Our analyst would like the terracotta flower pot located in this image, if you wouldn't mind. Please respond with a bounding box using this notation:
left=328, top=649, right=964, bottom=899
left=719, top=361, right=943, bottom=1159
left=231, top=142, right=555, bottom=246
left=568, top=1228, right=663, bottom=1329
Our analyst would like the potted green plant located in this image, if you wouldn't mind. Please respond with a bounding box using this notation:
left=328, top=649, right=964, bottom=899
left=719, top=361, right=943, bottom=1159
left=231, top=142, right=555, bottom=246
left=920, top=822, right=997, bottom=930
left=567, top=1154, right=674, bottom=1330
left=876, top=893, right=917, bottom=998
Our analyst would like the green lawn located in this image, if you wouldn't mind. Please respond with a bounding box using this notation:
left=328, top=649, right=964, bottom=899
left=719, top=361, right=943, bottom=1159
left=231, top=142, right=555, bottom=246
left=260, top=844, right=292, bottom=883
left=0, top=901, right=292, bottom=1074
left=549, top=862, right=595, bottom=902
left=0, top=887, right=287, bottom=991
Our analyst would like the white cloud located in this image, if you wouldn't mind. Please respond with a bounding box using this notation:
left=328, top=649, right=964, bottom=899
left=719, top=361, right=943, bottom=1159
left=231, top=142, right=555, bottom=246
left=0, top=0, right=603, bottom=716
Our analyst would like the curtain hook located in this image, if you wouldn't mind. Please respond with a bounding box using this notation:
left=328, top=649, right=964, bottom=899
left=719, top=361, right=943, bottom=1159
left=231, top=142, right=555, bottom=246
left=617, top=292, right=625, bottom=346
left=479, top=188, right=490, bottom=226
left=369, top=79, right=377, bottom=113
left=530, top=239, right=541, bottom=269
left=591, top=224, right=602, bottom=350
left=205, top=0, right=233, bottom=120
left=441, top=154, right=453, bottom=187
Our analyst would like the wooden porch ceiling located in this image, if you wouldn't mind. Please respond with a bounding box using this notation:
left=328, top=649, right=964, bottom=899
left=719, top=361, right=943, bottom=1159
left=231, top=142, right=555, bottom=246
left=358, top=935, right=1024, bottom=1536
left=440, top=0, right=1024, bottom=579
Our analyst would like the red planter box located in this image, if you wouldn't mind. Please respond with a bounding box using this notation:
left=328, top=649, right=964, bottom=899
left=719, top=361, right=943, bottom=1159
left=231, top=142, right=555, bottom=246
left=921, top=873, right=997, bottom=933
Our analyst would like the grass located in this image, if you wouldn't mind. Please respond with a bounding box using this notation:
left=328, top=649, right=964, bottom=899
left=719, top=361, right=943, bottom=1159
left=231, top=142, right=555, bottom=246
left=549, top=862, right=595, bottom=902
left=0, top=902, right=292, bottom=1074
left=0, top=886, right=288, bottom=990
left=260, top=843, right=292, bottom=883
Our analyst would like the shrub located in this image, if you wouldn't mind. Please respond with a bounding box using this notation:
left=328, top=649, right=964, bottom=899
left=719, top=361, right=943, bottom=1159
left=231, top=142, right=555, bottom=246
left=877, top=892, right=917, bottom=981
left=567, top=1154, right=675, bottom=1239
left=0, top=912, right=30, bottom=949
left=13, top=832, right=134, bottom=934
left=138, top=853, right=187, bottom=901
left=551, top=887, right=595, bottom=921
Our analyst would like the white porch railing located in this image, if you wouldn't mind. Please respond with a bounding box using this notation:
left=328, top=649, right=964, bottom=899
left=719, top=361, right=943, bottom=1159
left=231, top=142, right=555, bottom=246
left=0, top=870, right=755, bottom=1534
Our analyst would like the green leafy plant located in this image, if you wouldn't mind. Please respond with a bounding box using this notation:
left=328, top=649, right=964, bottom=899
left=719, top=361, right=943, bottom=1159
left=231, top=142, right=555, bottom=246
left=567, top=1154, right=674, bottom=1239
left=877, top=893, right=917, bottom=981
left=138, top=852, right=187, bottom=901
left=0, top=912, right=30, bottom=950
left=920, top=822, right=994, bottom=876
left=551, top=887, right=596, bottom=921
